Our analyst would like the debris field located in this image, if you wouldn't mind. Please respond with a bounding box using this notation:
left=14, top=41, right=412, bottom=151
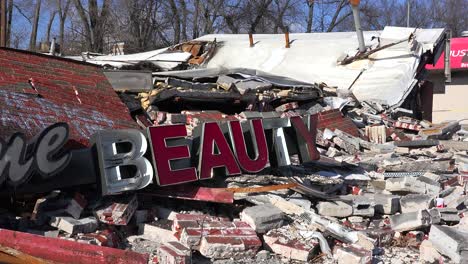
left=0, top=27, right=467, bottom=264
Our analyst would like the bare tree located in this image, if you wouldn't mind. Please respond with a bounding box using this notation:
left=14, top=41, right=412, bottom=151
left=74, top=0, right=111, bottom=52
left=431, top=0, right=468, bottom=37
left=248, top=0, right=273, bottom=33
left=306, top=0, right=314, bottom=33
left=46, top=11, right=57, bottom=43
left=29, top=0, right=42, bottom=51
left=326, top=0, right=352, bottom=32
left=179, top=0, right=188, bottom=41
left=6, top=0, right=12, bottom=46
left=220, top=0, right=245, bottom=33
left=56, top=0, right=71, bottom=52
left=192, top=0, right=200, bottom=38
left=167, top=0, right=181, bottom=44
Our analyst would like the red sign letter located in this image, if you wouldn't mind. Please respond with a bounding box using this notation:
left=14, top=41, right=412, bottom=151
left=198, top=122, right=241, bottom=180
left=148, top=125, right=198, bottom=186
left=290, top=115, right=320, bottom=162
left=229, top=119, right=268, bottom=173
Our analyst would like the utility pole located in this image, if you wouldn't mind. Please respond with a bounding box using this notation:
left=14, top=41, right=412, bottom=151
left=0, top=0, right=6, bottom=47
left=407, top=0, right=410, bottom=27
left=350, top=0, right=366, bottom=53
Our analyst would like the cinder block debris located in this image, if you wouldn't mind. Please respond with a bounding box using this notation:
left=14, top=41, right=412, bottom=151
left=50, top=216, right=98, bottom=235
left=316, top=201, right=353, bottom=217
left=240, top=204, right=284, bottom=233
left=429, top=225, right=468, bottom=263
left=65, top=193, right=87, bottom=219
left=390, top=210, right=433, bottom=232
left=400, top=194, right=433, bottom=213
left=367, top=194, right=400, bottom=215
left=333, top=245, right=372, bottom=264
left=419, top=239, right=442, bottom=263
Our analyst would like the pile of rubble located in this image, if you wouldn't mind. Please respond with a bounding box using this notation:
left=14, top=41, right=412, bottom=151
left=1, top=27, right=466, bottom=264
left=2, top=64, right=468, bottom=264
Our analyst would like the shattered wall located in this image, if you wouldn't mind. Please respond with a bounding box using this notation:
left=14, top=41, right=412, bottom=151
left=0, top=48, right=137, bottom=147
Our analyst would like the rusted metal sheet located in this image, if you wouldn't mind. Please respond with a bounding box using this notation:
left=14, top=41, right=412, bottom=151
left=224, top=183, right=299, bottom=193
left=0, top=229, right=149, bottom=264
left=141, top=185, right=234, bottom=204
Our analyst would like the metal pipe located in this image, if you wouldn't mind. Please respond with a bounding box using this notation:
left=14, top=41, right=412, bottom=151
left=407, top=0, right=410, bottom=27
left=49, top=37, right=56, bottom=55
left=444, top=30, right=452, bottom=83
left=350, top=3, right=365, bottom=53
left=0, top=0, right=6, bottom=47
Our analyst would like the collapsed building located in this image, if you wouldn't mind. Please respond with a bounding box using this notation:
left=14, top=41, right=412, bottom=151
left=1, top=26, right=467, bottom=264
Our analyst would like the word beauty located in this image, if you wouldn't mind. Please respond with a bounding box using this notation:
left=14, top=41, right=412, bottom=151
left=92, top=115, right=319, bottom=195
left=0, top=123, right=72, bottom=186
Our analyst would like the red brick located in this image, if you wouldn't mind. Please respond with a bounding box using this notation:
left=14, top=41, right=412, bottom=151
left=173, top=213, right=261, bottom=259
left=157, top=241, right=190, bottom=264
left=0, top=47, right=137, bottom=147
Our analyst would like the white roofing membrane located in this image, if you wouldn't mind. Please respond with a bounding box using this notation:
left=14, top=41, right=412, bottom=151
left=195, top=26, right=445, bottom=107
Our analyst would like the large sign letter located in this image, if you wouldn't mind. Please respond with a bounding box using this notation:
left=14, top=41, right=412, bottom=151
left=229, top=119, right=268, bottom=173
left=35, top=123, right=72, bottom=178
left=0, top=135, right=34, bottom=186
left=148, top=125, right=198, bottom=186
left=91, top=129, right=153, bottom=195
left=198, top=122, right=241, bottom=180
left=291, top=115, right=320, bottom=162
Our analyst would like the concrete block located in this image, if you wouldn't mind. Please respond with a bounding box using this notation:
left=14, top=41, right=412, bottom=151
left=390, top=210, right=432, bottom=232
left=158, top=241, right=190, bottom=264
left=49, top=216, right=98, bottom=235
left=364, top=228, right=395, bottom=246
left=139, top=223, right=177, bottom=244
left=316, top=201, right=353, bottom=218
left=340, top=195, right=375, bottom=217
left=429, top=225, right=468, bottom=263
left=421, top=172, right=441, bottom=182
left=334, top=245, right=372, bottom=264
left=419, top=239, right=442, bottom=263
left=400, top=194, right=433, bottom=213
left=441, top=187, right=465, bottom=208
left=240, top=204, right=284, bottom=233
left=287, top=194, right=312, bottom=210
left=386, top=176, right=440, bottom=195
left=368, top=194, right=400, bottom=215
left=356, top=232, right=376, bottom=251
left=65, top=193, right=87, bottom=219
left=438, top=208, right=461, bottom=223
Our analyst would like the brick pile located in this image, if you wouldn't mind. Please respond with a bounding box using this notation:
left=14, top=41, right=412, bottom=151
left=172, top=213, right=262, bottom=259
